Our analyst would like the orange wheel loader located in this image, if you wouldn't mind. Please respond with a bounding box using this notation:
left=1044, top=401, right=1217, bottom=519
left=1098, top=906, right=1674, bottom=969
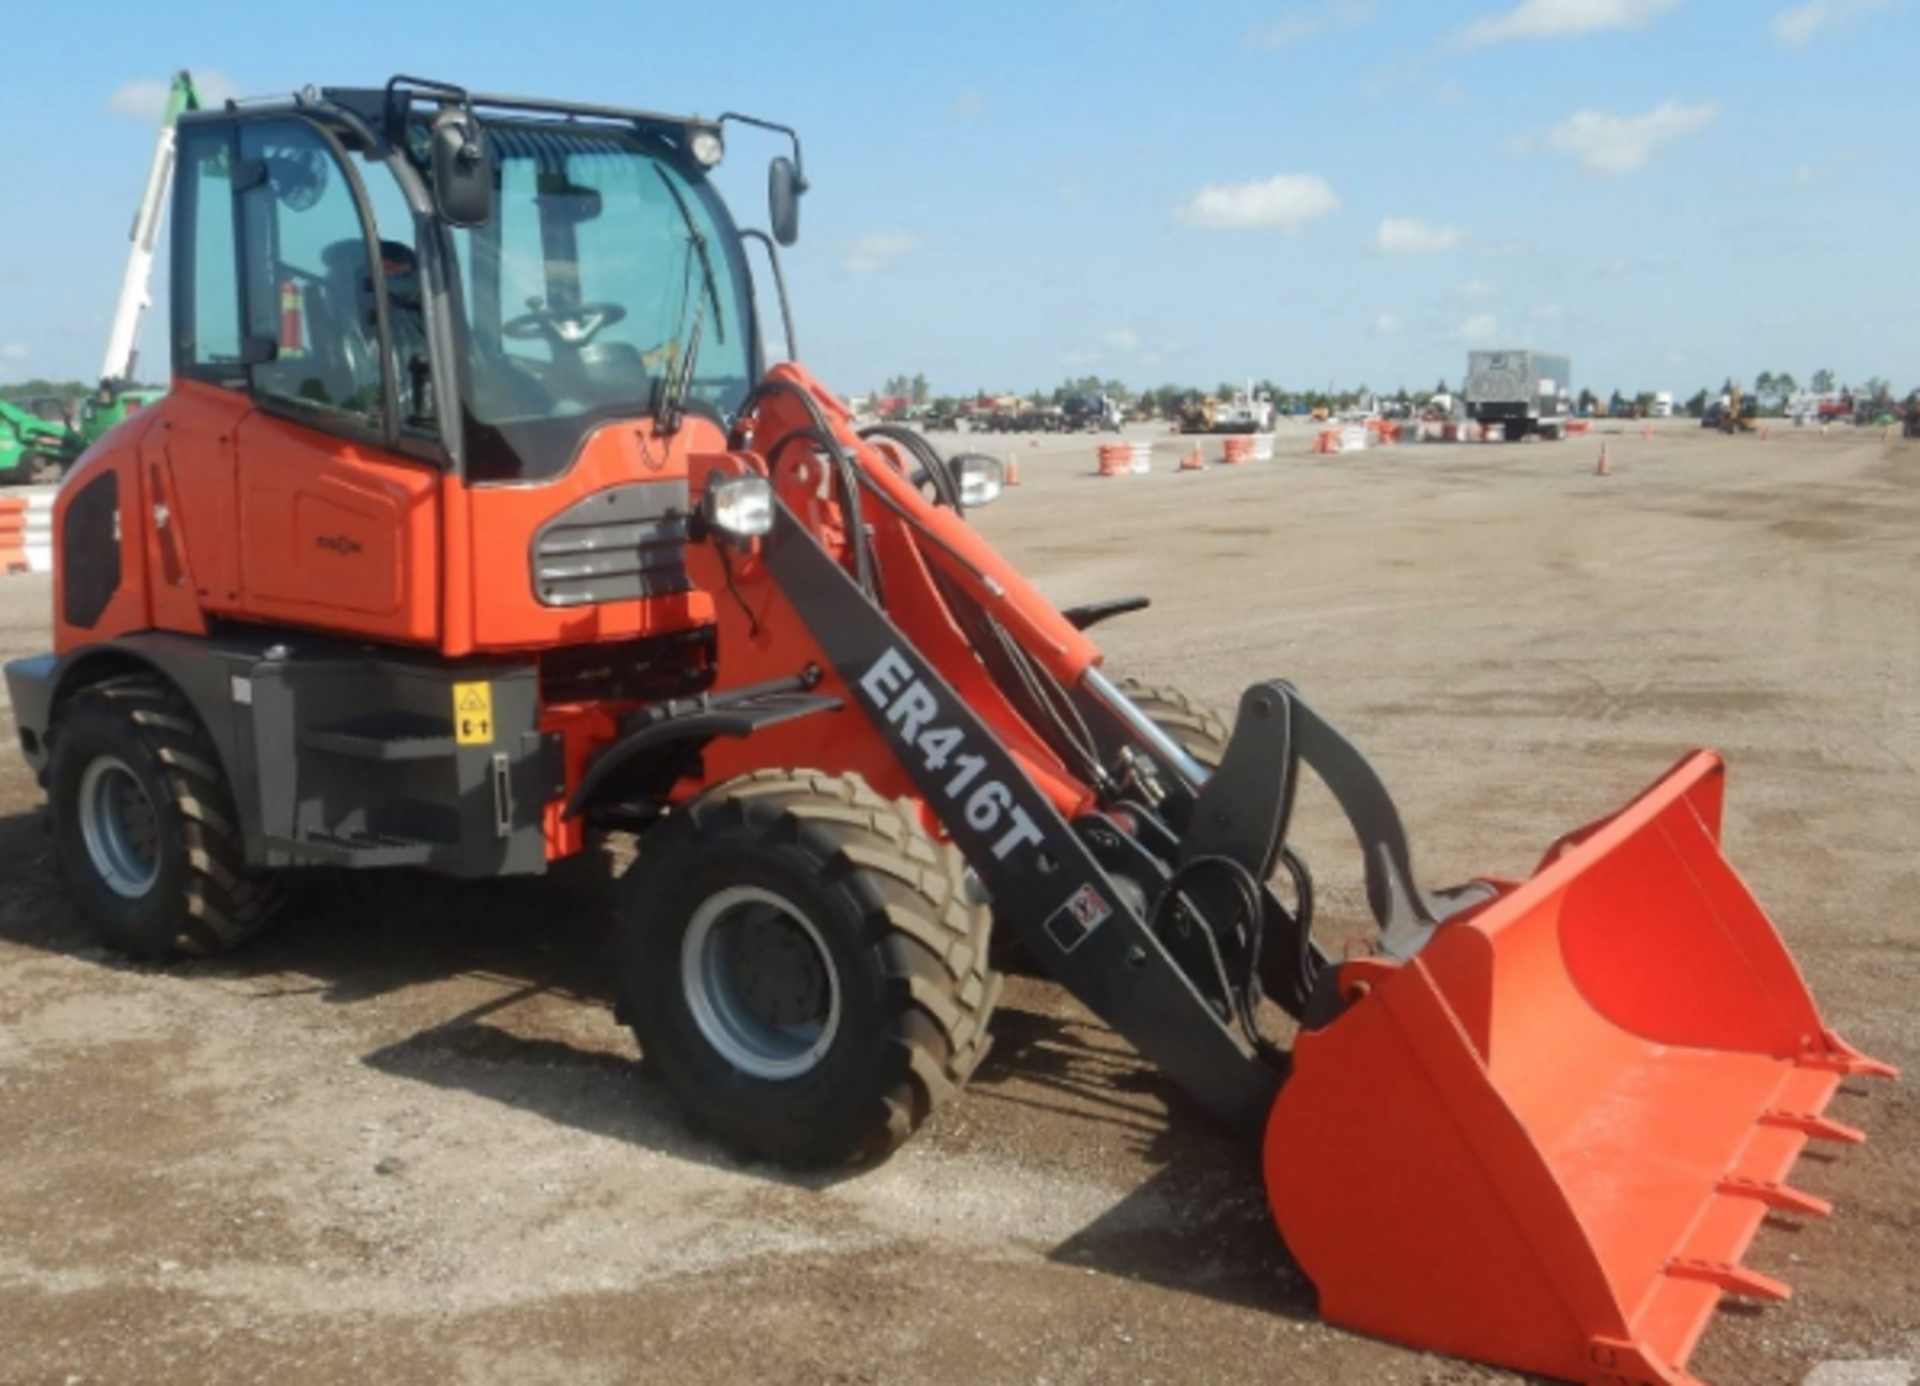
left=5, top=78, right=1892, bottom=1385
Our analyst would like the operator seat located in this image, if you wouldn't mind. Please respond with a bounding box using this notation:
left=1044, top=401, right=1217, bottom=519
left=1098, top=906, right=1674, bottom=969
left=316, top=239, right=391, bottom=415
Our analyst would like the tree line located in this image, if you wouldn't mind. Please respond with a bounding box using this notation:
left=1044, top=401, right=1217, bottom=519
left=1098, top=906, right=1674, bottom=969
left=875, top=366, right=1904, bottom=418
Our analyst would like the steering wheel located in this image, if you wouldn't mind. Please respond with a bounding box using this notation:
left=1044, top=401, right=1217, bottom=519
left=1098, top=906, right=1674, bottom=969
left=501, top=301, right=629, bottom=349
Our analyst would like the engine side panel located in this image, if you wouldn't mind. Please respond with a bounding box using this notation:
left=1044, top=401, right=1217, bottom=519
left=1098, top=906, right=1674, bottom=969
left=450, top=417, right=721, bottom=655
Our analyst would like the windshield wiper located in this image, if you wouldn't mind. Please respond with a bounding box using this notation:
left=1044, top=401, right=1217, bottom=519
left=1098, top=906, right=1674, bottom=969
left=658, top=232, right=707, bottom=437
left=653, top=167, right=725, bottom=346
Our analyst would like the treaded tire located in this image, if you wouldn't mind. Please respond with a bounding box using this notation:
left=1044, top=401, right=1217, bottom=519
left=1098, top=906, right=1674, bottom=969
left=1117, top=677, right=1231, bottom=769
left=48, top=673, right=281, bottom=959
left=618, top=769, right=1001, bottom=1168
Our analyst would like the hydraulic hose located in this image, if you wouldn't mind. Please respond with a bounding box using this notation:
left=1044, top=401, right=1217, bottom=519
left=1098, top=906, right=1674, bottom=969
left=733, top=377, right=876, bottom=601
left=857, top=422, right=964, bottom=516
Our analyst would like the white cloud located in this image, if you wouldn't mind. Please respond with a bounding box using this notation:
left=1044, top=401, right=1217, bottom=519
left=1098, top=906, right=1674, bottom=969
left=1175, top=174, right=1340, bottom=231
left=1772, top=0, right=1896, bottom=47
left=1373, top=217, right=1468, bottom=255
left=1247, top=0, right=1375, bottom=49
left=841, top=232, right=921, bottom=277
left=2, top=342, right=28, bottom=361
left=950, top=89, right=987, bottom=119
left=1061, top=348, right=1104, bottom=368
left=1458, top=278, right=1499, bottom=300
left=1455, top=0, right=1682, bottom=47
left=1544, top=100, right=1719, bottom=175
left=1437, top=80, right=1466, bottom=104
left=1371, top=312, right=1402, bottom=336
left=1104, top=328, right=1141, bottom=350
left=1450, top=313, right=1501, bottom=343
left=107, top=70, right=242, bottom=123
left=1532, top=301, right=1566, bottom=321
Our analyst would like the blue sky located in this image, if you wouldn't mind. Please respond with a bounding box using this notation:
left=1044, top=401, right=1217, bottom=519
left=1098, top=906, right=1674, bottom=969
left=0, top=0, right=1911, bottom=400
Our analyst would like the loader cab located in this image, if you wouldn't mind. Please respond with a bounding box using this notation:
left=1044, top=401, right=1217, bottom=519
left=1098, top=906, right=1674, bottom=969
left=136, top=86, right=782, bottom=659
left=171, top=95, right=763, bottom=476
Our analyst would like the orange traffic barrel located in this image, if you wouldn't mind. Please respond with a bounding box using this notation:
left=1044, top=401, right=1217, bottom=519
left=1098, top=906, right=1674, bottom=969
left=0, top=498, right=28, bottom=574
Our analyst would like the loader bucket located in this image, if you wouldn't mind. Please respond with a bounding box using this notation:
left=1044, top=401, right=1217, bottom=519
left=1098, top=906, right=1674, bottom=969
left=1265, top=751, right=1893, bottom=1386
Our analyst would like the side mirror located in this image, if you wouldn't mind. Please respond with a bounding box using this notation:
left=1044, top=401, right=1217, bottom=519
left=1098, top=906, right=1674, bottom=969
left=769, top=156, right=802, bottom=247
left=430, top=109, right=493, bottom=228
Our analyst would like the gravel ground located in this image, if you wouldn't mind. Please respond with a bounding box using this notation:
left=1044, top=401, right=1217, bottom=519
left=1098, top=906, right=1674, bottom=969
left=0, top=417, right=1913, bottom=1385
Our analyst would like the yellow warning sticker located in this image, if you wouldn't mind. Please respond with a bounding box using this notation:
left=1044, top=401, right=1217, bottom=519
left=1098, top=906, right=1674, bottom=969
left=452, top=681, right=494, bottom=746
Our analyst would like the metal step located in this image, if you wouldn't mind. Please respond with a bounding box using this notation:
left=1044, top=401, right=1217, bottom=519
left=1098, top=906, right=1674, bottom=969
left=298, top=728, right=458, bottom=761
left=267, top=831, right=461, bottom=869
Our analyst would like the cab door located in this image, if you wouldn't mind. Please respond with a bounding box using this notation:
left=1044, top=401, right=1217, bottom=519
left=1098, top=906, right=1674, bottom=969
left=228, top=117, right=440, bottom=646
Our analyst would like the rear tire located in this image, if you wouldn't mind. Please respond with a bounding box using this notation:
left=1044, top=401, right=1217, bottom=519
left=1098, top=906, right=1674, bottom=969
left=618, top=769, right=1000, bottom=1168
left=48, top=674, right=281, bottom=959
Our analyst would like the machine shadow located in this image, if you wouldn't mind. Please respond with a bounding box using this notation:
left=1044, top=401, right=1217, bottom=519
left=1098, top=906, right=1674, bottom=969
left=0, top=805, right=1324, bottom=1323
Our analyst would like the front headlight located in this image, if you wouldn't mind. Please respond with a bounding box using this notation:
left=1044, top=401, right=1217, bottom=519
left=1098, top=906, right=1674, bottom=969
left=701, top=473, right=773, bottom=540
left=689, top=127, right=725, bottom=169
left=953, top=454, right=1005, bottom=508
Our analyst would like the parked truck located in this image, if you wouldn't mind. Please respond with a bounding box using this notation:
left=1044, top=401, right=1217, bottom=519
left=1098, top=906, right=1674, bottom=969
left=1463, top=349, right=1572, bottom=441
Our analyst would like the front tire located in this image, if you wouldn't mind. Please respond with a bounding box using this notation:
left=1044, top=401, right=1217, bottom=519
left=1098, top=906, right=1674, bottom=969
left=48, top=674, right=281, bottom=959
left=618, top=770, right=1000, bottom=1168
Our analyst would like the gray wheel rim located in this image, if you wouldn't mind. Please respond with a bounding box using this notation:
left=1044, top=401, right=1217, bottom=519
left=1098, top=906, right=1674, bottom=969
left=681, top=885, right=842, bottom=1080
left=77, top=755, right=161, bottom=899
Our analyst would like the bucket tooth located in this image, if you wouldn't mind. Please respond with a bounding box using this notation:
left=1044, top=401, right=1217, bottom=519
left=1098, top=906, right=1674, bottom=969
left=1664, top=1259, right=1791, bottom=1303
left=1759, top=1109, right=1866, bottom=1145
left=1715, top=1177, right=1832, bottom=1218
left=1797, top=1028, right=1898, bottom=1079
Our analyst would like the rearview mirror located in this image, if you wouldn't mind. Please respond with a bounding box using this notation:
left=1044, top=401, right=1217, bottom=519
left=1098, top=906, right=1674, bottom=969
left=430, top=109, right=493, bottom=228
left=769, top=156, right=801, bottom=247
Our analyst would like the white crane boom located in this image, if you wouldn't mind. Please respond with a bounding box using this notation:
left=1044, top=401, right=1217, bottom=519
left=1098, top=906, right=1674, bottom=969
left=99, top=71, right=200, bottom=388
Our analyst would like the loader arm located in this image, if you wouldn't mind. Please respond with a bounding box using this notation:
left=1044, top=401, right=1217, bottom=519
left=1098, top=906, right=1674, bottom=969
left=690, top=362, right=1892, bottom=1386
left=684, top=363, right=1495, bottom=1132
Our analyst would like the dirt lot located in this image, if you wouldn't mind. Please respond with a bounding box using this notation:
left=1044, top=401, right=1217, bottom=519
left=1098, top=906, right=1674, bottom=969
left=1, top=419, right=1914, bottom=1385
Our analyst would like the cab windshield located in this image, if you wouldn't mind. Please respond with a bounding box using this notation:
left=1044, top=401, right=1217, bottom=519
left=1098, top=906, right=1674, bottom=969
left=443, top=121, right=756, bottom=482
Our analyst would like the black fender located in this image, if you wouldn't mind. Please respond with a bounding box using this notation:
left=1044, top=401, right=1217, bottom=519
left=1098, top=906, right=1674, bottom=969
left=564, top=688, right=841, bottom=819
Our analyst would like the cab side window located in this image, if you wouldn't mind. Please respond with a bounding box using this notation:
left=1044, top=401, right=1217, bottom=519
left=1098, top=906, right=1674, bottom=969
left=237, top=121, right=389, bottom=429
left=174, top=127, right=244, bottom=379
left=358, top=164, right=437, bottom=437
